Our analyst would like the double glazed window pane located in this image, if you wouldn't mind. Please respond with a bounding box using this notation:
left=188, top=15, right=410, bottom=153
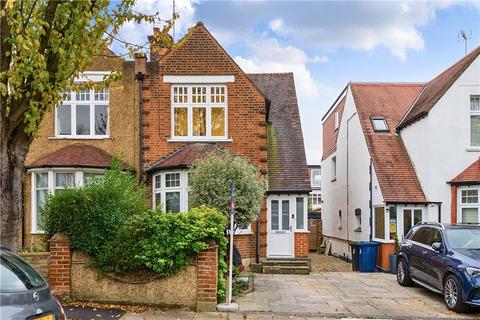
left=166, top=192, right=180, bottom=213
left=55, top=173, right=75, bottom=190
left=192, top=87, right=206, bottom=103
left=76, top=105, right=90, bottom=135
left=57, top=105, right=71, bottom=135
left=471, top=115, right=480, bottom=147
left=95, top=105, right=108, bottom=135
left=165, top=173, right=180, bottom=188
left=281, top=200, right=289, bottom=231
left=271, top=200, right=279, bottom=230
left=296, top=198, right=304, bottom=229
left=174, top=108, right=188, bottom=136
left=462, top=208, right=478, bottom=223
left=461, top=189, right=478, bottom=204
left=193, top=108, right=206, bottom=136
left=375, top=207, right=385, bottom=239
left=211, top=107, right=225, bottom=136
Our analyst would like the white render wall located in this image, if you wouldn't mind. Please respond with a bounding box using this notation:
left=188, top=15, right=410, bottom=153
left=400, top=56, right=480, bottom=223
left=322, top=88, right=378, bottom=259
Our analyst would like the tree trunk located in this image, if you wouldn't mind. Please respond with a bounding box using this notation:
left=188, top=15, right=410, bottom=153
left=0, top=121, right=32, bottom=251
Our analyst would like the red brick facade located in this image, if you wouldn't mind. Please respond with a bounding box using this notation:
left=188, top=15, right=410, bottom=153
left=322, top=97, right=345, bottom=160
left=141, top=23, right=267, bottom=259
left=294, top=233, right=309, bottom=258
left=196, top=240, right=218, bottom=311
left=451, top=185, right=458, bottom=224
left=48, top=234, right=71, bottom=297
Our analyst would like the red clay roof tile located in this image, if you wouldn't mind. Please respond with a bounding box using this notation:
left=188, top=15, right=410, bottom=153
left=146, top=143, right=217, bottom=172
left=449, top=158, right=480, bottom=185
left=351, top=83, right=427, bottom=203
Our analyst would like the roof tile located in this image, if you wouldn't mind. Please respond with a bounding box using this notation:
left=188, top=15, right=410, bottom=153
left=449, top=158, right=480, bottom=185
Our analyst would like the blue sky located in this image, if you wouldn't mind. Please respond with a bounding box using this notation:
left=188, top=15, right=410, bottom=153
left=114, top=0, right=480, bottom=164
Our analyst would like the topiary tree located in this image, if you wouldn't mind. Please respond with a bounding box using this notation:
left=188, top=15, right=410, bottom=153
left=189, top=150, right=265, bottom=229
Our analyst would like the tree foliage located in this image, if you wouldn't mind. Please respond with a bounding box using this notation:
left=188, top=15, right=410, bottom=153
left=189, top=150, right=265, bottom=228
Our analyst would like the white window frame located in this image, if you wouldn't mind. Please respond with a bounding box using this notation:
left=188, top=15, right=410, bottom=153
left=267, top=194, right=308, bottom=233
left=470, top=96, right=480, bottom=148
left=309, top=193, right=321, bottom=208
left=169, top=84, right=229, bottom=141
left=30, top=168, right=105, bottom=234
left=54, top=72, right=110, bottom=139
left=334, top=111, right=339, bottom=130
left=373, top=205, right=425, bottom=242
left=311, top=169, right=321, bottom=188
left=152, top=170, right=189, bottom=213
left=371, top=117, right=389, bottom=132
left=372, top=206, right=388, bottom=242
left=457, top=186, right=480, bottom=223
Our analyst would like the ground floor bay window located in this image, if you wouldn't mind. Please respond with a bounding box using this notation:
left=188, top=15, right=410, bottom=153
left=152, top=170, right=190, bottom=213
left=458, top=186, right=480, bottom=223
left=30, top=169, right=104, bottom=233
left=373, top=205, right=426, bottom=242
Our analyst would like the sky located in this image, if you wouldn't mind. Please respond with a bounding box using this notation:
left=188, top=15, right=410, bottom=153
left=113, top=0, right=480, bottom=165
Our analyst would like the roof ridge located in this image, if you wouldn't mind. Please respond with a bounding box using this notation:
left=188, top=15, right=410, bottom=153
left=350, top=82, right=425, bottom=86
left=247, top=72, right=294, bottom=76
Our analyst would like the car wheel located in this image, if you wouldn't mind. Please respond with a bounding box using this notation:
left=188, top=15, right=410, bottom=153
left=397, top=258, right=413, bottom=286
left=443, top=274, right=469, bottom=312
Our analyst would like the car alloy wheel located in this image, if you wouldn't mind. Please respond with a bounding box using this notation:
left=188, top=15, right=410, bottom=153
left=397, top=261, right=405, bottom=283
left=444, top=278, right=458, bottom=309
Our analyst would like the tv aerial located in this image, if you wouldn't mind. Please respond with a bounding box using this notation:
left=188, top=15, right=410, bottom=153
left=458, top=30, right=472, bottom=55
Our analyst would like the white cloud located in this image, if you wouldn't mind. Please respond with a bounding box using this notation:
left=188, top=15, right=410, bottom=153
left=268, top=18, right=284, bottom=32
left=234, top=36, right=336, bottom=164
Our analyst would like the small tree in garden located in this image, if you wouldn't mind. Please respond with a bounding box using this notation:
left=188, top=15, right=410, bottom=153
left=189, top=150, right=265, bottom=228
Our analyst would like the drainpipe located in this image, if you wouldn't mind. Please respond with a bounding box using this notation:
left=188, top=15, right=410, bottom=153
left=136, top=72, right=145, bottom=182
left=256, top=219, right=260, bottom=263
left=369, top=159, right=373, bottom=241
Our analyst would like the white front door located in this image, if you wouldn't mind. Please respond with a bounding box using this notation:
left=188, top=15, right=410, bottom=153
left=267, top=197, right=294, bottom=257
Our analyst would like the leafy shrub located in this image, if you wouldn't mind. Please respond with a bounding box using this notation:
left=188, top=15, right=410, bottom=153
left=97, top=206, right=228, bottom=300
left=189, top=150, right=265, bottom=228
left=41, top=161, right=148, bottom=257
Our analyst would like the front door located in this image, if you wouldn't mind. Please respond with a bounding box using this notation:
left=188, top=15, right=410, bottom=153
left=267, top=198, right=294, bottom=257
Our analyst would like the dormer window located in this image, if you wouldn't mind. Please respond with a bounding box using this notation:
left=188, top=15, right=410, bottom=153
left=371, top=117, right=389, bottom=132
left=171, top=84, right=227, bottom=140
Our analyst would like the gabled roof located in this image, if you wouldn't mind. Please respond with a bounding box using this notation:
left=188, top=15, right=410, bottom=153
left=248, top=73, right=311, bottom=193
left=27, top=144, right=115, bottom=169
left=399, top=46, right=480, bottom=129
left=146, top=143, right=217, bottom=173
left=350, top=83, right=427, bottom=203
left=449, top=158, right=480, bottom=185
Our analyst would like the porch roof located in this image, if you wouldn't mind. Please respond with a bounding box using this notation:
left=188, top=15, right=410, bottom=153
left=449, top=159, right=480, bottom=185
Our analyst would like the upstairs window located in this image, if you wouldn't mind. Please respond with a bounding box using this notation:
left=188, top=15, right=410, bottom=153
left=371, top=117, right=389, bottom=132
left=470, top=96, right=480, bottom=147
left=56, top=88, right=109, bottom=138
left=334, top=111, right=339, bottom=130
left=172, top=85, right=227, bottom=140
left=331, top=156, right=337, bottom=181
left=311, top=169, right=321, bottom=187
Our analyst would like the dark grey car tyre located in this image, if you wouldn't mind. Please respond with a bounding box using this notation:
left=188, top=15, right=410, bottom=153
left=443, top=274, right=469, bottom=313
left=397, top=258, right=414, bottom=286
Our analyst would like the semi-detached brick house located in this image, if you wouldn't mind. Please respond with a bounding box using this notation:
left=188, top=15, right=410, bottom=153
left=321, top=46, right=480, bottom=270
left=21, top=22, right=311, bottom=263
left=139, top=22, right=311, bottom=262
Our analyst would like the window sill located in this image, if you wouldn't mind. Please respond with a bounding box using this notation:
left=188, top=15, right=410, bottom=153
left=235, top=231, right=253, bottom=236
left=294, top=230, right=310, bottom=234
left=49, top=136, right=111, bottom=140
left=466, top=147, right=480, bottom=152
left=30, top=231, right=46, bottom=235
left=168, top=137, right=233, bottom=143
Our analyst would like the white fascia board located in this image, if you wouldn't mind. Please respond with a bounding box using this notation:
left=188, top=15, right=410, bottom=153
left=75, top=71, right=112, bottom=82
left=163, top=75, right=235, bottom=83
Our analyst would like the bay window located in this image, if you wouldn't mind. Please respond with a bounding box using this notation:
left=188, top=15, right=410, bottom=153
left=171, top=85, right=227, bottom=140
left=55, top=87, right=109, bottom=138
left=458, top=186, right=480, bottom=223
left=31, top=169, right=104, bottom=233
left=152, top=171, right=189, bottom=213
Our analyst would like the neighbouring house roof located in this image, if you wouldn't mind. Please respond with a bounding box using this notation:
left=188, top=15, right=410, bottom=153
left=399, top=46, right=480, bottom=129
left=350, top=83, right=427, bottom=203
left=248, top=73, right=311, bottom=193
left=449, top=158, right=480, bottom=185
left=146, top=143, right=218, bottom=173
left=322, top=97, right=346, bottom=160
left=27, top=144, right=116, bottom=169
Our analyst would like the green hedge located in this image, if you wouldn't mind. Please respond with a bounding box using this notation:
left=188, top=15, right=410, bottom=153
left=41, top=163, right=228, bottom=301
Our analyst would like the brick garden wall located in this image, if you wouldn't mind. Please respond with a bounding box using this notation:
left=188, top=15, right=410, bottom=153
left=48, top=233, right=218, bottom=311
left=294, top=233, right=309, bottom=258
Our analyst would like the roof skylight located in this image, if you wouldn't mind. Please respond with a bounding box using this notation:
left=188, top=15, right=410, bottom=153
left=371, top=117, right=389, bottom=132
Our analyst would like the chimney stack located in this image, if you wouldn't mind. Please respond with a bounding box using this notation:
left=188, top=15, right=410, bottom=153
left=148, top=27, right=172, bottom=62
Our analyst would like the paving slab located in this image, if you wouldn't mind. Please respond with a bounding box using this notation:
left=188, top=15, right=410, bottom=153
left=235, top=272, right=480, bottom=319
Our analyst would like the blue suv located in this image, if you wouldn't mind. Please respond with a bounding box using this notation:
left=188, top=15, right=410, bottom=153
left=396, top=223, right=480, bottom=312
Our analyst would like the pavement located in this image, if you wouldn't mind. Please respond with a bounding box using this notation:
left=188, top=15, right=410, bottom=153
left=234, top=272, right=480, bottom=319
